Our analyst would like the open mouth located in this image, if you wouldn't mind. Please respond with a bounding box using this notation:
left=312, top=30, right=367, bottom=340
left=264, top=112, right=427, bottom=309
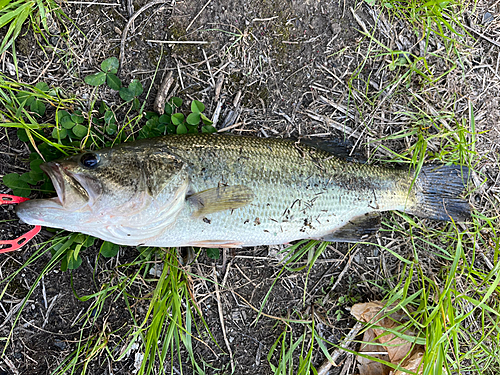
left=40, top=162, right=89, bottom=208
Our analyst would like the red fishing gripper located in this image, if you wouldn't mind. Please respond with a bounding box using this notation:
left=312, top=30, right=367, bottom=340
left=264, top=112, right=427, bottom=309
left=0, top=194, right=41, bottom=253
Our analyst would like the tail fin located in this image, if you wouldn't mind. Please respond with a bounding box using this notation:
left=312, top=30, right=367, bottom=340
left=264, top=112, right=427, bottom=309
left=407, top=164, right=471, bottom=222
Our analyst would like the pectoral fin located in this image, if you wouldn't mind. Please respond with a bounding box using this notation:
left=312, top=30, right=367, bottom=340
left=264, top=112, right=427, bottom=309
left=187, top=185, right=254, bottom=217
left=320, top=213, right=381, bottom=242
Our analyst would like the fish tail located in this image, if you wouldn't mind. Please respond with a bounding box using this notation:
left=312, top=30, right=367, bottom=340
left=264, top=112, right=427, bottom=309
left=407, top=164, right=471, bottom=222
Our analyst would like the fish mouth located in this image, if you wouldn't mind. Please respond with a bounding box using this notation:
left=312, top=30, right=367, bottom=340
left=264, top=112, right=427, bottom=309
left=40, top=161, right=90, bottom=209
left=15, top=161, right=96, bottom=227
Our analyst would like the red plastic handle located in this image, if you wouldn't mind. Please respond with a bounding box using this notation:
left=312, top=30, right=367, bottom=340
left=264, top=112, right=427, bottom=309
left=0, top=194, right=42, bottom=253
left=1, top=194, right=30, bottom=204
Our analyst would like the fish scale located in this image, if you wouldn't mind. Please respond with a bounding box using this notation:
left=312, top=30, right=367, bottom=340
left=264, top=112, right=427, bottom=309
left=16, top=134, right=470, bottom=248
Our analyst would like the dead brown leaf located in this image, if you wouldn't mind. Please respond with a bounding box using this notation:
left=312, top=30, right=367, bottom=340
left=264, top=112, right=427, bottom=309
left=351, top=301, right=424, bottom=375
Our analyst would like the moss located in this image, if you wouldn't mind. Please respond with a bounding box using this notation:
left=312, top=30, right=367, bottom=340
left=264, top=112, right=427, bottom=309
left=17, top=37, right=31, bottom=56
left=165, top=22, right=200, bottom=61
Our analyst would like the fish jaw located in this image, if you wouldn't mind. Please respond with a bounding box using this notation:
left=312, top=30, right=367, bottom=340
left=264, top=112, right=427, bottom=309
left=16, top=197, right=87, bottom=229
left=40, top=161, right=94, bottom=210
left=16, top=161, right=93, bottom=229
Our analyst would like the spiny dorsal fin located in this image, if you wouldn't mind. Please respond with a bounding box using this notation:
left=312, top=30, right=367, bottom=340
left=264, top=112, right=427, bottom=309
left=320, top=213, right=381, bottom=242
left=187, top=185, right=254, bottom=217
left=299, top=137, right=366, bottom=163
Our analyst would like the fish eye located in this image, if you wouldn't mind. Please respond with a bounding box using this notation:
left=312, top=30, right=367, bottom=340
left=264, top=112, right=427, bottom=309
left=80, top=152, right=100, bottom=169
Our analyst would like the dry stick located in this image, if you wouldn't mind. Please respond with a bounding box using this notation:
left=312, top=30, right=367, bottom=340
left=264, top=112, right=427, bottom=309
left=147, top=40, right=208, bottom=44
left=42, top=294, right=59, bottom=329
left=65, top=1, right=121, bottom=4
left=186, top=0, right=213, bottom=32
left=212, top=101, right=224, bottom=128
left=304, top=110, right=358, bottom=137
left=317, top=322, right=363, bottom=375
left=153, top=70, right=174, bottom=114
left=462, top=23, right=500, bottom=48
left=127, top=0, right=135, bottom=31
left=3, top=357, right=19, bottom=375
left=202, top=48, right=216, bottom=87
left=176, top=62, right=185, bottom=90
left=214, top=75, right=224, bottom=102
left=252, top=16, right=279, bottom=22
left=119, top=0, right=170, bottom=69
left=329, top=255, right=353, bottom=293
left=213, top=266, right=235, bottom=373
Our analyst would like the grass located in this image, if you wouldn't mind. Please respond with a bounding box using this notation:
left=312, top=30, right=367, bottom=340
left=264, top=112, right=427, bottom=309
left=0, top=0, right=68, bottom=67
left=1, top=0, right=499, bottom=374
left=330, top=2, right=500, bottom=373
left=0, top=74, right=75, bottom=151
left=48, top=246, right=214, bottom=375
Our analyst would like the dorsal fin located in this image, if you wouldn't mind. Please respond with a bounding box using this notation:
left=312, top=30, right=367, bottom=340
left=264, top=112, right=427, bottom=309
left=299, top=137, right=366, bottom=163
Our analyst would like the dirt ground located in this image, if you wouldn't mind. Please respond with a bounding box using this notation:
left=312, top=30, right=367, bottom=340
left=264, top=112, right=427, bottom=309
left=0, top=0, right=499, bottom=374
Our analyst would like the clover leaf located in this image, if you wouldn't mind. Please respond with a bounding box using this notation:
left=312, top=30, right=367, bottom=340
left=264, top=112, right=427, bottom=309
left=101, top=57, right=119, bottom=74
left=84, top=71, right=107, bottom=86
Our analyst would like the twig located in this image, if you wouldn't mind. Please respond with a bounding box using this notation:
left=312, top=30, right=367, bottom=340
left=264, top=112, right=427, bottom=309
left=186, top=0, right=213, bottom=31
left=252, top=16, right=279, bottom=22
left=153, top=70, right=174, bottom=114
left=317, top=322, right=362, bottom=375
left=127, top=0, right=135, bottom=31
left=462, top=23, right=500, bottom=48
left=119, top=0, right=170, bottom=69
left=202, top=48, right=215, bottom=87
left=176, top=62, right=185, bottom=90
left=214, top=75, right=224, bottom=102
left=232, top=90, right=242, bottom=108
left=42, top=294, right=59, bottom=329
left=304, top=110, right=358, bottom=138
left=350, top=7, right=371, bottom=35
left=41, top=275, right=47, bottom=309
left=212, top=101, right=223, bottom=128
left=330, top=255, right=353, bottom=293
left=65, top=1, right=121, bottom=4
left=221, top=248, right=228, bottom=277
left=146, top=40, right=209, bottom=44
left=213, top=266, right=235, bottom=373
left=3, top=356, right=19, bottom=375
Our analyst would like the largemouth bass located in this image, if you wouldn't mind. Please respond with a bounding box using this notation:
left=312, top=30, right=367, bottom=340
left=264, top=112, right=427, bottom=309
left=16, top=134, right=470, bottom=248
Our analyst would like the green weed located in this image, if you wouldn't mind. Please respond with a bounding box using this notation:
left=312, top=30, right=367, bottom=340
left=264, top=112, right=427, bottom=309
left=50, top=247, right=214, bottom=375
left=0, top=0, right=66, bottom=56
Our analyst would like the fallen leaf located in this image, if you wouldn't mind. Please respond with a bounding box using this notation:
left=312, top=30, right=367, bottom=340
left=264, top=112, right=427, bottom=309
left=351, top=301, right=424, bottom=375
left=357, top=328, right=391, bottom=375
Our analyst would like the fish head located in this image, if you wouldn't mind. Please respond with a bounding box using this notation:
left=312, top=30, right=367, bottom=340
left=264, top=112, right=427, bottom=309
left=16, top=145, right=188, bottom=243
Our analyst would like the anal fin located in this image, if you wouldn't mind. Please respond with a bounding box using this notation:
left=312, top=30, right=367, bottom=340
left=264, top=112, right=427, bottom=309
left=320, top=213, right=381, bottom=243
